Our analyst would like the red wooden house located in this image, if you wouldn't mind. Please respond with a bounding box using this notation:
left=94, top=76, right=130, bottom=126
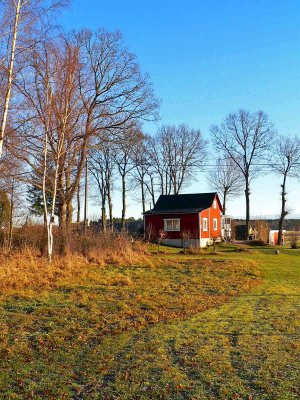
left=144, top=192, right=223, bottom=248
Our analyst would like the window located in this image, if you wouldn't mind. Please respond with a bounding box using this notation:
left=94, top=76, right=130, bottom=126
left=213, top=218, right=218, bottom=231
left=164, top=219, right=180, bottom=231
left=202, top=218, right=208, bottom=231
left=213, top=200, right=217, bottom=209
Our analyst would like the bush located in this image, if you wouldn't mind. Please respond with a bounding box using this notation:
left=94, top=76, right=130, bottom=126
left=67, top=230, right=150, bottom=266
left=1, top=224, right=151, bottom=267
left=290, top=234, right=298, bottom=249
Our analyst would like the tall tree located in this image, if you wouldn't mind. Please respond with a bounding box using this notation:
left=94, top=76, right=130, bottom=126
left=114, top=126, right=142, bottom=230
left=57, top=28, right=159, bottom=236
left=89, top=143, right=116, bottom=231
left=271, top=135, right=300, bottom=245
left=148, top=124, right=207, bottom=195
left=14, top=28, right=158, bottom=251
left=0, top=143, right=26, bottom=248
left=211, top=109, right=274, bottom=238
left=0, top=0, right=68, bottom=158
left=15, top=36, right=80, bottom=256
left=207, top=157, right=243, bottom=215
left=130, top=134, right=152, bottom=214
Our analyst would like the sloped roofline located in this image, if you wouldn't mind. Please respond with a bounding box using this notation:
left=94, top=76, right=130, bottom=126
left=144, top=192, right=223, bottom=215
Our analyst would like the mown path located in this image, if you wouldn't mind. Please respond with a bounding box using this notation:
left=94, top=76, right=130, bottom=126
left=97, top=249, right=300, bottom=400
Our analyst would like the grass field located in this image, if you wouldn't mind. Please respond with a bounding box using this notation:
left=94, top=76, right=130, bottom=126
left=0, top=245, right=299, bottom=399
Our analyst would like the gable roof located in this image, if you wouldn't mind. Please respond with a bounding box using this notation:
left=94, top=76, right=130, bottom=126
left=145, top=192, right=220, bottom=214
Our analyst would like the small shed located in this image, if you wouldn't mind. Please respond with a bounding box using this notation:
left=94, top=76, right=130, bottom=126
left=144, top=192, right=223, bottom=248
left=269, top=230, right=286, bottom=245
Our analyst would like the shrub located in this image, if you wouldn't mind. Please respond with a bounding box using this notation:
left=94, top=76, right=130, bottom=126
left=290, top=234, right=298, bottom=249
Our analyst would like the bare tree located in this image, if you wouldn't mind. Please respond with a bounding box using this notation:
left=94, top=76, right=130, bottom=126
left=0, top=0, right=68, bottom=158
left=207, top=157, right=243, bottom=215
left=211, top=109, right=274, bottom=238
left=7, top=25, right=158, bottom=255
left=0, top=148, right=26, bottom=249
left=89, top=142, right=116, bottom=231
left=42, top=131, right=60, bottom=262
left=15, top=36, right=82, bottom=255
left=130, top=134, right=154, bottom=214
left=271, top=135, right=300, bottom=245
left=11, top=27, right=158, bottom=250
left=181, top=230, right=192, bottom=250
left=65, top=28, right=159, bottom=234
left=114, top=125, right=142, bottom=230
left=156, top=229, right=167, bottom=252
left=149, top=124, right=207, bottom=195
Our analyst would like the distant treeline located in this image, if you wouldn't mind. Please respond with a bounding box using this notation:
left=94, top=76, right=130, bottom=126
left=235, top=219, right=300, bottom=232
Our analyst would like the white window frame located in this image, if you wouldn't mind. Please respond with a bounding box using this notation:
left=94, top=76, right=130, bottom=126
left=164, top=218, right=180, bottom=232
left=213, top=200, right=217, bottom=209
left=202, top=218, right=208, bottom=231
left=213, top=218, right=218, bottom=231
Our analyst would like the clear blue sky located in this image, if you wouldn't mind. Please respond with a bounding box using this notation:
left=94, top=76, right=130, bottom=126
left=59, top=0, right=300, bottom=219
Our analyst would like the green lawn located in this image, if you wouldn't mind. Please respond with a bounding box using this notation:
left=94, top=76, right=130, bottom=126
left=0, top=245, right=299, bottom=399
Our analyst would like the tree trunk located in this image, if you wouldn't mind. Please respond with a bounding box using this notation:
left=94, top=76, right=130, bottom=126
left=121, top=174, right=126, bottom=231
left=102, top=206, right=107, bottom=232
left=65, top=165, right=73, bottom=229
left=77, top=185, right=80, bottom=223
left=150, top=177, right=155, bottom=206
left=43, top=210, right=47, bottom=227
left=0, top=0, right=21, bottom=158
left=222, top=192, right=227, bottom=216
left=165, top=170, right=168, bottom=195
left=245, top=179, right=250, bottom=239
left=141, top=177, right=145, bottom=215
left=59, top=202, right=68, bottom=256
left=66, top=200, right=73, bottom=227
left=8, top=180, right=14, bottom=250
left=107, top=184, right=113, bottom=232
left=84, top=156, right=88, bottom=231
left=278, top=174, right=287, bottom=245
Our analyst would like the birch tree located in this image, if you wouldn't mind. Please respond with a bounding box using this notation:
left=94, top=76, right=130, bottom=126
left=0, top=0, right=68, bottom=158
left=16, top=37, right=78, bottom=257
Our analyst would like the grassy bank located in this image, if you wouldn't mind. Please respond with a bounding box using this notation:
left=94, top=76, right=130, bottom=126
left=0, top=245, right=299, bottom=399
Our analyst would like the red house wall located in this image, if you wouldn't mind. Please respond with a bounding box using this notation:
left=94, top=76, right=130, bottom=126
left=144, top=213, right=199, bottom=239
left=200, top=195, right=222, bottom=239
left=200, top=208, right=221, bottom=238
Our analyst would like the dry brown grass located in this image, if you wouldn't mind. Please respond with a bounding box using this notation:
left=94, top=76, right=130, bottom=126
left=0, top=237, right=151, bottom=294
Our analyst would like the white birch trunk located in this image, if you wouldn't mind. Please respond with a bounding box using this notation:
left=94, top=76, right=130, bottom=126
left=43, top=132, right=60, bottom=263
left=0, top=0, right=22, bottom=158
left=42, top=132, right=51, bottom=261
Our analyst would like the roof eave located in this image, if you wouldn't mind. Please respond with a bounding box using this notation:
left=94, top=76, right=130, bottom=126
left=144, top=209, right=203, bottom=215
